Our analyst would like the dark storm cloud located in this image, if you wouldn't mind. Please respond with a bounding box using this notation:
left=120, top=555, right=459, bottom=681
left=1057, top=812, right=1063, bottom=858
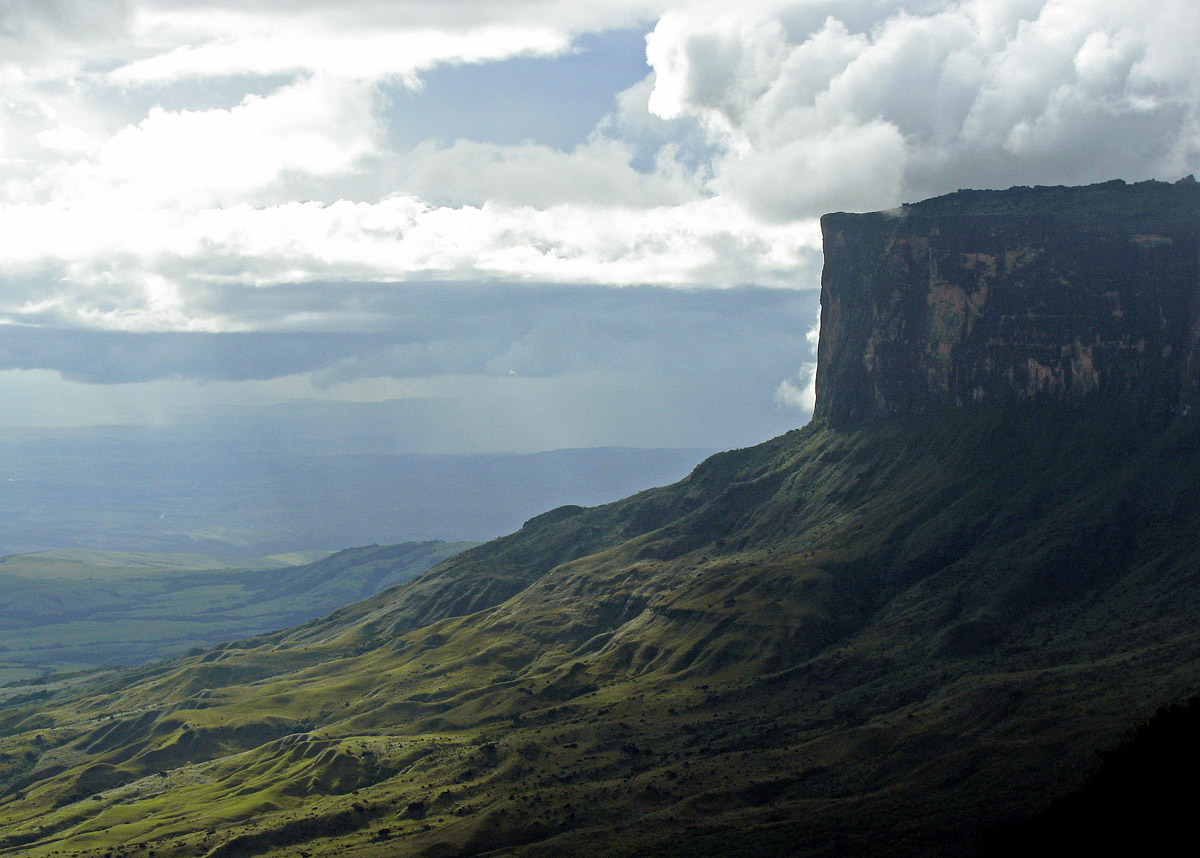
left=0, top=284, right=817, bottom=386
left=0, top=326, right=391, bottom=384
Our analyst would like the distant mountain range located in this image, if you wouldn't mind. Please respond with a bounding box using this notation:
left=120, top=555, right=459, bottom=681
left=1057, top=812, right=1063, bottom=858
left=0, top=441, right=711, bottom=556
left=2, top=179, right=1200, bottom=857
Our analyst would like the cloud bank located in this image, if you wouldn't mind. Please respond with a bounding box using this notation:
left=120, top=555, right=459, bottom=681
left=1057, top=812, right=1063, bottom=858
left=3, top=0, right=1195, bottom=332
left=1, top=0, right=1198, bottom=445
left=648, top=0, right=1200, bottom=220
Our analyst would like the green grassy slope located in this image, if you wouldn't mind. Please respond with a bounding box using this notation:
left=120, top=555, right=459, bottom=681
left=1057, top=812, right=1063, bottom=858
left=1, top=404, right=1199, bottom=857
left=0, top=542, right=475, bottom=677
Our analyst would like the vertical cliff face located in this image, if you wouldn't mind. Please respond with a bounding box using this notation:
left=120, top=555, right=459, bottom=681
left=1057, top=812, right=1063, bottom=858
left=814, top=179, right=1200, bottom=425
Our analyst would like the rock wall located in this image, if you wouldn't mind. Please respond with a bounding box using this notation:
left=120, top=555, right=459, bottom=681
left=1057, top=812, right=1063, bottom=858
left=814, top=179, right=1200, bottom=424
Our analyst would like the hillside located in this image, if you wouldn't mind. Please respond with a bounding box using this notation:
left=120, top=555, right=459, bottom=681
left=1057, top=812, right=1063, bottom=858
left=982, top=693, right=1200, bottom=856
left=1, top=179, right=1199, bottom=857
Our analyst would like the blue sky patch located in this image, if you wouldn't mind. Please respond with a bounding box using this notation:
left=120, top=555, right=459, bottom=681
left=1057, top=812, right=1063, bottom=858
left=384, top=28, right=651, bottom=151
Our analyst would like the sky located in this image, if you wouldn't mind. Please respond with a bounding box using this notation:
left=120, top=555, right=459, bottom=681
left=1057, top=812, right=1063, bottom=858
left=2, top=0, right=1199, bottom=454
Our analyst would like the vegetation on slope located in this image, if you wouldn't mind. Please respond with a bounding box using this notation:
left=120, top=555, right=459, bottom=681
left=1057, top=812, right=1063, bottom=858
left=0, top=403, right=1198, bottom=857
left=899, top=175, right=1200, bottom=219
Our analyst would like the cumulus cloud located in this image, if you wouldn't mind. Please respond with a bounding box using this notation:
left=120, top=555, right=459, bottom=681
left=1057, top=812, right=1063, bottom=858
left=127, top=0, right=666, bottom=41
left=4, top=0, right=1199, bottom=342
left=15, top=75, right=380, bottom=209
left=647, top=0, right=1200, bottom=219
left=109, top=22, right=572, bottom=86
left=0, top=195, right=819, bottom=330
left=391, top=138, right=697, bottom=208
left=774, top=309, right=820, bottom=412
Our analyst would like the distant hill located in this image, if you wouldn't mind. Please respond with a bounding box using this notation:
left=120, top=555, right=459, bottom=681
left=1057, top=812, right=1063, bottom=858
left=2, top=180, right=1200, bottom=857
left=0, top=542, right=474, bottom=681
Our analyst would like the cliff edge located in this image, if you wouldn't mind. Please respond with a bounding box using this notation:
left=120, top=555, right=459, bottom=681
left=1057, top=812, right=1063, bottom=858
left=815, top=177, right=1200, bottom=424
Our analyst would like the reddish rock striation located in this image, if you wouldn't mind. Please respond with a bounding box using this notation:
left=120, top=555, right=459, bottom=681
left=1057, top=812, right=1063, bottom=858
left=814, top=178, right=1200, bottom=425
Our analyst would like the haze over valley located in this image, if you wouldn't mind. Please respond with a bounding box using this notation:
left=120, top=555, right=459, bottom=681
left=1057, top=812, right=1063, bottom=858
left=0, top=433, right=713, bottom=557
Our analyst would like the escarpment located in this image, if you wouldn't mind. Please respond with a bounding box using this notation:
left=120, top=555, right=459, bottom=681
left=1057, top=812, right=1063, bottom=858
left=11, top=179, right=1200, bottom=858
left=815, top=178, right=1200, bottom=424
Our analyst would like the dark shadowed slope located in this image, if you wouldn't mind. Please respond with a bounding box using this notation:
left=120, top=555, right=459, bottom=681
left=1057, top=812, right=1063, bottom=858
left=981, top=693, right=1200, bottom=857
left=2, top=401, right=1200, bottom=857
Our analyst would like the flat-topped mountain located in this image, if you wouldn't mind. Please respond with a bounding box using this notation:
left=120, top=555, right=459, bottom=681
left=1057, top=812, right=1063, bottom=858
left=817, top=177, right=1200, bottom=423
left=2, top=180, right=1200, bottom=858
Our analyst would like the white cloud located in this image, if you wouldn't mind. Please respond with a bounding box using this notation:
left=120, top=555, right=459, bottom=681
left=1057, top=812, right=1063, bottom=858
left=774, top=310, right=820, bottom=412
left=0, top=194, right=822, bottom=330
left=719, top=120, right=906, bottom=220
left=392, top=138, right=698, bottom=208
left=773, top=368, right=815, bottom=411
left=1, top=0, right=662, bottom=84
left=4, top=0, right=1200, bottom=338
left=646, top=0, right=1200, bottom=218
left=12, top=75, right=379, bottom=210
left=33, top=124, right=102, bottom=158
left=109, top=23, right=573, bottom=86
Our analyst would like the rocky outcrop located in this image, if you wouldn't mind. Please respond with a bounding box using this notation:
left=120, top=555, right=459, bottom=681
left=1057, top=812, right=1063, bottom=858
left=814, top=178, right=1200, bottom=424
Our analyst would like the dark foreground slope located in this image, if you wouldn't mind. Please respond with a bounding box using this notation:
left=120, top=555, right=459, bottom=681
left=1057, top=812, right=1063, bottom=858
left=982, top=693, right=1200, bottom=857
left=1, top=400, right=1199, bottom=858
